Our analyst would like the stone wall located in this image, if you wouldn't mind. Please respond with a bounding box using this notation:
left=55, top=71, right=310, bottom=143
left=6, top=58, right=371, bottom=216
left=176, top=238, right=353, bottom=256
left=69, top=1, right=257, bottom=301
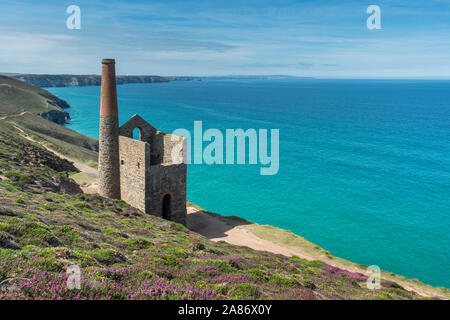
left=118, top=136, right=150, bottom=212
left=148, top=163, right=187, bottom=225
left=119, top=114, right=157, bottom=142
left=115, top=114, right=187, bottom=225
left=150, top=133, right=185, bottom=165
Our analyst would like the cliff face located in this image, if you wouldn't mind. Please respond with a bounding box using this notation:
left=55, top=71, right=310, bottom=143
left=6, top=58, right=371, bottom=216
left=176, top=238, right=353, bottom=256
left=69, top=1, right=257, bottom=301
left=4, top=74, right=191, bottom=88
left=38, top=109, right=70, bottom=124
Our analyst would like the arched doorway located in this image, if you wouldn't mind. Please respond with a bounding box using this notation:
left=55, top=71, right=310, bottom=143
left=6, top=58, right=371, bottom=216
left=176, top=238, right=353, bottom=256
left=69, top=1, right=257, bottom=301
left=162, top=194, right=172, bottom=220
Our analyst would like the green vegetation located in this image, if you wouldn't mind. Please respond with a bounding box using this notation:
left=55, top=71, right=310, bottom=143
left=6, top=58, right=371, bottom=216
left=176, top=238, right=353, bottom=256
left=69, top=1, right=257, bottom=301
left=7, top=113, right=98, bottom=165
left=0, top=75, right=69, bottom=117
left=0, top=126, right=428, bottom=300
left=0, top=75, right=98, bottom=165
left=69, top=172, right=96, bottom=187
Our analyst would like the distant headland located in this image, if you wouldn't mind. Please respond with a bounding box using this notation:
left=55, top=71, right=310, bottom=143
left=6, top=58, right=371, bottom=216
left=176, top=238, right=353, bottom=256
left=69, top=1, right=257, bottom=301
left=0, top=73, right=315, bottom=88
left=0, top=73, right=192, bottom=88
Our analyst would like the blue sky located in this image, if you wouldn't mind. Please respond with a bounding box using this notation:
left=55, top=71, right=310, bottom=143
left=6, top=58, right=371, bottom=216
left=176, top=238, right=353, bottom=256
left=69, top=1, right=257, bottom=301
left=0, top=0, right=449, bottom=78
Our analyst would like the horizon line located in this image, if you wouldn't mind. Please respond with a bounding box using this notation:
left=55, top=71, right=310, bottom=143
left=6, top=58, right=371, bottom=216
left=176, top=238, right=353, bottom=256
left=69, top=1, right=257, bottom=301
left=2, top=72, right=450, bottom=81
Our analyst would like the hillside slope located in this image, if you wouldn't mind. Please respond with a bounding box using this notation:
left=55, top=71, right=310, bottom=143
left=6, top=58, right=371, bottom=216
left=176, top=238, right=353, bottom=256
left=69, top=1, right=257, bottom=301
left=6, top=113, right=98, bottom=166
left=0, top=123, right=426, bottom=300
left=0, top=76, right=98, bottom=166
left=0, top=75, right=70, bottom=124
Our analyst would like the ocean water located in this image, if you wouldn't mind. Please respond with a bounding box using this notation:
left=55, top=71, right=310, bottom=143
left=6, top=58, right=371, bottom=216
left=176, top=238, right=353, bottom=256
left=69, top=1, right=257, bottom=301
left=47, top=79, right=450, bottom=288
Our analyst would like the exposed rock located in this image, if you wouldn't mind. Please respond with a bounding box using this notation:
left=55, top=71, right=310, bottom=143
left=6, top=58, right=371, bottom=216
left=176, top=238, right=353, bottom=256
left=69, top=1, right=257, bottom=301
left=47, top=235, right=64, bottom=247
left=38, top=109, right=71, bottom=125
left=18, top=142, right=77, bottom=173
left=0, top=207, right=16, bottom=217
left=0, top=232, right=20, bottom=250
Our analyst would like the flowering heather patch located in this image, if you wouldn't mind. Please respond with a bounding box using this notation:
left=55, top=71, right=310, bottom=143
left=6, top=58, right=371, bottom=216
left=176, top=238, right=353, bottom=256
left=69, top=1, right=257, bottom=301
left=321, top=264, right=368, bottom=282
left=124, top=209, right=139, bottom=217
left=278, top=288, right=317, bottom=300
left=193, top=265, right=218, bottom=276
left=7, top=269, right=225, bottom=300
left=209, top=274, right=253, bottom=284
left=135, top=229, right=153, bottom=235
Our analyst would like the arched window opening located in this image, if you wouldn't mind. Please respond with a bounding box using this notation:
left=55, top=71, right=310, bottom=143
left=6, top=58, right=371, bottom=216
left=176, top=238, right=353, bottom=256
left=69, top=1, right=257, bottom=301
left=133, top=127, right=142, bottom=140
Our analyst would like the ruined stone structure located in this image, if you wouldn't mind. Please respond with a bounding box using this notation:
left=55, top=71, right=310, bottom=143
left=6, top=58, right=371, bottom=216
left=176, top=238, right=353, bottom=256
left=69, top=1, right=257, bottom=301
left=98, top=59, right=187, bottom=225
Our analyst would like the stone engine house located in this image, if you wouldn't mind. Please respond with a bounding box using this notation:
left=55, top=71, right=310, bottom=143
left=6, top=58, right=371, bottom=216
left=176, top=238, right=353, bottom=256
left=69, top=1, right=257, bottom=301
left=98, top=59, right=187, bottom=225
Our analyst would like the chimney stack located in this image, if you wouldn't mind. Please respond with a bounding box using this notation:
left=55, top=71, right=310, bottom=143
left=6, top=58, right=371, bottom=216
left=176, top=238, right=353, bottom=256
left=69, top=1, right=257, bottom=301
left=98, top=58, right=121, bottom=199
left=100, top=59, right=118, bottom=117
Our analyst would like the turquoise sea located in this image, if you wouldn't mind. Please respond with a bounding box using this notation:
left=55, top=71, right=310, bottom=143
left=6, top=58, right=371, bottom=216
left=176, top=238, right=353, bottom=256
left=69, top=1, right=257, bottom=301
left=47, top=79, right=450, bottom=288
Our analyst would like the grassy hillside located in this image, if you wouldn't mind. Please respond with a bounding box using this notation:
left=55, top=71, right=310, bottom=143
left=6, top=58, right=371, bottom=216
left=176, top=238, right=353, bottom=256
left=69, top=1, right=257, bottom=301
left=0, top=123, right=425, bottom=300
left=6, top=113, right=98, bottom=166
left=0, top=76, right=98, bottom=166
left=0, top=75, right=70, bottom=123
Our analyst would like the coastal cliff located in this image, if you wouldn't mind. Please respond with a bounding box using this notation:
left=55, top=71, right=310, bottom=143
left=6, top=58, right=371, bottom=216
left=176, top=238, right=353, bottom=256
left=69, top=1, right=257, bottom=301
left=2, top=74, right=191, bottom=88
left=0, top=79, right=448, bottom=300
left=0, top=75, right=70, bottom=124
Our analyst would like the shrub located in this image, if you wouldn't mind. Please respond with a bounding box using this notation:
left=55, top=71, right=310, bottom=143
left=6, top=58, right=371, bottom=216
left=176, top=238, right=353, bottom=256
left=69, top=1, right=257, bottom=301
left=161, top=254, right=179, bottom=267
left=305, top=260, right=326, bottom=268
left=169, top=222, right=189, bottom=232
left=125, top=237, right=152, bottom=251
left=137, top=270, right=155, bottom=281
left=229, top=283, right=260, bottom=299
left=244, top=268, right=268, bottom=281
left=52, top=225, right=81, bottom=245
left=73, top=201, right=89, bottom=210
left=0, top=248, right=19, bottom=258
left=4, top=172, right=33, bottom=185
left=88, top=249, right=125, bottom=266
left=104, top=226, right=120, bottom=237
left=270, top=273, right=298, bottom=287
left=32, top=256, right=64, bottom=272
left=202, top=259, right=238, bottom=274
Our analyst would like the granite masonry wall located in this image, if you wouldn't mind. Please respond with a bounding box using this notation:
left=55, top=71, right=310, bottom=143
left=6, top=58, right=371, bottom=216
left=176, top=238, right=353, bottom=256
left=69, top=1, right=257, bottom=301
left=148, top=163, right=187, bottom=225
left=150, top=133, right=185, bottom=165
left=118, top=136, right=150, bottom=212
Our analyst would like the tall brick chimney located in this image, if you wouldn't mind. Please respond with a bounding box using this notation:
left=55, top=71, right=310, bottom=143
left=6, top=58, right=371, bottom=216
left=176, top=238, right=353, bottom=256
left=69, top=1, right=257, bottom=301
left=98, top=58, right=121, bottom=199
